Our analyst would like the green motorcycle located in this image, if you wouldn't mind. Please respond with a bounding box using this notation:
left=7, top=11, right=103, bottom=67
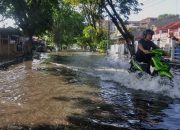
left=130, top=49, right=174, bottom=79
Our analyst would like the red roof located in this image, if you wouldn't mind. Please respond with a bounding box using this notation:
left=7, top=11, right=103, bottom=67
left=168, top=21, right=180, bottom=29
left=156, top=21, right=180, bottom=32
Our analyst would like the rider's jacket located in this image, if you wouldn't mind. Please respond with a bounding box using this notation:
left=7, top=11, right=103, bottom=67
left=135, top=39, right=159, bottom=63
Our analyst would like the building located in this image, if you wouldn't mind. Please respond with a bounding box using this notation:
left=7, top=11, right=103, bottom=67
left=140, top=17, right=157, bottom=28
left=98, top=19, right=119, bottom=44
left=153, top=21, right=180, bottom=49
left=0, top=27, right=24, bottom=57
left=98, top=19, right=116, bottom=34
left=127, top=21, right=141, bottom=29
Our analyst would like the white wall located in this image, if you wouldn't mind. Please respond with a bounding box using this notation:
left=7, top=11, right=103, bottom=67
left=109, top=44, right=126, bottom=55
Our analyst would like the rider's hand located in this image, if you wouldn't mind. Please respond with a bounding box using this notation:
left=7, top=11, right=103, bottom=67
left=143, top=50, right=150, bottom=54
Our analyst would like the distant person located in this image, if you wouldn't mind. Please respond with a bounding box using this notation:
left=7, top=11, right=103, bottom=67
left=169, top=32, right=180, bottom=44
left=135, top=29, right=159, bottom=74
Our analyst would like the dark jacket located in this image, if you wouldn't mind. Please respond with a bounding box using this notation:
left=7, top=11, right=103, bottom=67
left=135, top=39, right=158, bottom=63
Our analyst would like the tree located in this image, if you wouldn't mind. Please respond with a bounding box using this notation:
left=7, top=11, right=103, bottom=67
left=158, top=14, right=178, bottom=19
left=100, top=0, right=142, bottom=56
left=51, top=2, right=84, bottom=49
left=0, top=0, right=59, bottom=42
left=83, top=25, right=97, bottom=51
left=64, top=0, right=142, bottom=56
left=64, top=0, right=102, bottom=29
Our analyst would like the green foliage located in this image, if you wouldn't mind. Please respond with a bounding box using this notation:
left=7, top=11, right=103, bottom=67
left=64, top=0, right=103, bottom=28
left=64, top=0, right=80, bottom=5
left=158, top=14, right=179, bottom=19
left=51, top=2, right=85, bottom=49
left=64, top=0, right=142, bottom=55
left=97, top=40, right=108, bottom=53
left=75, top=36, right=89, bottom=49
left=75, top=25, right=110, bottom=52
left=0, top=0, right=85, bottom=51
left=102, top=0, right=142, bottom=20
left=83, top=26, right=96, bottom=39
left=82, top=26, right=97, bottom=51
left=39, top=31, right=54, bottom=46
left=96, top=29, right=108, bottom=42
left=0, top=0, right=59, bottom=37
left=0, top=0, right=141, bottom=54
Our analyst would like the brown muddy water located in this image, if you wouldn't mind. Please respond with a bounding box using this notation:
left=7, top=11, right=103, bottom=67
left=0, top=54, right=103, bottom=130
left=0, top=52, right=180, bottom=130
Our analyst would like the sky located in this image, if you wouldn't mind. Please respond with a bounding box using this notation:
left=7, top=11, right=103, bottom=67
left=129, top=0, right=180, bottom=21
left=0, top=16, right=16, bottom=28
left=0, top=0, right=180, bottom=27
left=1, top=19, right=15, bottom=28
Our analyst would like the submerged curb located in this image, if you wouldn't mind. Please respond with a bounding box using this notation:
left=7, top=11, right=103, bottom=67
left=0, top=56, right=31, bottom=70
left=0, top=60, right=16, bottom=69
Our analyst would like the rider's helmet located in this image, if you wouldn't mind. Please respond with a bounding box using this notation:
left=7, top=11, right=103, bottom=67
left=143, top=29, right=154, bottom=37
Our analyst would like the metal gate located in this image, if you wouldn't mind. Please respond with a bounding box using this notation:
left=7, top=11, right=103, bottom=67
left=174, top=46, right=180, bottom=59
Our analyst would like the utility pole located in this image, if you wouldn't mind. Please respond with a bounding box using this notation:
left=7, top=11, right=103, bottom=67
left=107, top=16, right=110, bottom=54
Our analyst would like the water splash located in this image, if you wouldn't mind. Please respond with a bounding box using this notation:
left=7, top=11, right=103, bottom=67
left=96, top=55, right=180, bottom=99
left=48, top=53, right=180, bottom=99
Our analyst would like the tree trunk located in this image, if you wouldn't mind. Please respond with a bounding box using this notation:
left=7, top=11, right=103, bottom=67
left=28, top=35, right=33, bottom=55
left=104, top=2, right=135, bottom=56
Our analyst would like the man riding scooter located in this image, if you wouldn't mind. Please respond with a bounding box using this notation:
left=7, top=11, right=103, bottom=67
left=135, top=29, right=159, bottom=74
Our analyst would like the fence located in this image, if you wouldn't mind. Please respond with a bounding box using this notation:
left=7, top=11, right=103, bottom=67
left=171, top=40, right=180, bottom=60
left=174, top=46, right=180, bottom=59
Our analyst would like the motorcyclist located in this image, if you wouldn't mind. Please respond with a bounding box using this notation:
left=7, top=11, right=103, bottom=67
left=135, top=29, right=159, bottom=74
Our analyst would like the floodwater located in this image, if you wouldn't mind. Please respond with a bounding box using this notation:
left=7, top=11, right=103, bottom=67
left=0, top=52, right=180, bottom=130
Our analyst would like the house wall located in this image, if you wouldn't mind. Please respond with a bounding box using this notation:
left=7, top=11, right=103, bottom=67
left=0, top=34, right=23, bottom=57
left=153, top=28, right=180, bottom=49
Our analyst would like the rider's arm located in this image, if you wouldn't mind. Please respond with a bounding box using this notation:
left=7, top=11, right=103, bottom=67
left=152, top=42, right=160, bottom=49
left=138, top=43, right=150, bottom=54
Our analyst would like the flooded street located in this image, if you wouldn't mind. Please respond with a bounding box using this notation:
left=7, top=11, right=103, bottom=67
left=0, top=52, right=180, bottom=129
left=0, top=54, right=101, bottom=129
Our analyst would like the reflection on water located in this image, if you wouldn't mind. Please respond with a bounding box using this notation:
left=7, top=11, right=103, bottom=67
left=0, top=52, right=180, bottom=129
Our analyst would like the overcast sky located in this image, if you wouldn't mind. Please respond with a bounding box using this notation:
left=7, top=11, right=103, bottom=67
left=0, top=16, right=15, bottom=28
left=129, top=0, right=180, bottom=21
